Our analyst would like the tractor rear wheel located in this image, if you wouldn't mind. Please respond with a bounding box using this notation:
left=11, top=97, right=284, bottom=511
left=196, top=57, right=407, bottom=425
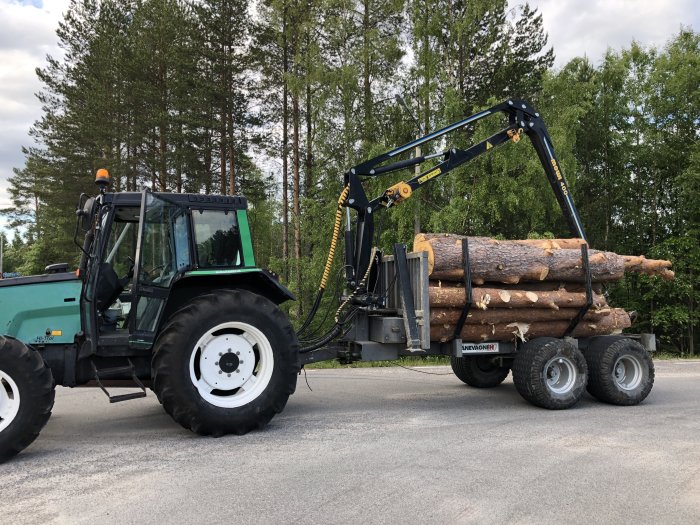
left=0, top=336, right=55, bottom=463
left=450, top=355, right=510, bottom=388
left=152, top=289, right=300, bottom=436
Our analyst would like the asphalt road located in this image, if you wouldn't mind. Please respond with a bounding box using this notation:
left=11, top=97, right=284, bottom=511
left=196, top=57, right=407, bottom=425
left=2, top=360, right=699, bottom=525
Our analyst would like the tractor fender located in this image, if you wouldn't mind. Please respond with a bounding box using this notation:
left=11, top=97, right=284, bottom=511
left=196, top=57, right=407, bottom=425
left=161, top=268, right=295, bottom=328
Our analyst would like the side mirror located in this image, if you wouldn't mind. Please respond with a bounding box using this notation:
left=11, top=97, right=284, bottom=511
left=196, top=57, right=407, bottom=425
left=76, top=197, right=96, bottom=232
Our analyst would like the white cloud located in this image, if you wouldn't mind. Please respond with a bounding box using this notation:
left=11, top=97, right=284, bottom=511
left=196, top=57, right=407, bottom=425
left=510, top=0, right=699, bottom=68
left=0, top=0, right=69, bottom=234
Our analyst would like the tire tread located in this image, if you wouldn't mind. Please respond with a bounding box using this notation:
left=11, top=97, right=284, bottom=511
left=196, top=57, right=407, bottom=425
left=152, top=290, right=299, bottom=436
left=0, top=335, right=55, bottom=463
left=585, top=337, right=654, bottom=406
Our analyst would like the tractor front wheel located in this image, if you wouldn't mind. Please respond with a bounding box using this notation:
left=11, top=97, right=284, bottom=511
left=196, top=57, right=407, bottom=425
left=152, top=289, right=300, bottom=436
left=0, top=336, right=55, bottom=463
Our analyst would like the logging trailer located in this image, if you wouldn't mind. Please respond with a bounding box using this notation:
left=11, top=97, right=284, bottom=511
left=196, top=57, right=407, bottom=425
left=0, top=99, right=655, bottom=462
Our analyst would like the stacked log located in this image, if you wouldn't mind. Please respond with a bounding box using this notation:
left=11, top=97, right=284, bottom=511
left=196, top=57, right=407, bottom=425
left=412, top=234, right=674, bottom=343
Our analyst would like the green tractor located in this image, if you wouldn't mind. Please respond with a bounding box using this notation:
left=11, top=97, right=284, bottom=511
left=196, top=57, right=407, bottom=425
left=0, top=170, right=300, bottom=462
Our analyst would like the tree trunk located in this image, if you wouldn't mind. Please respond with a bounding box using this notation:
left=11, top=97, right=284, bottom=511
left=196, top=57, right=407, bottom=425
left=292, top=91, right=302, bottom=314
left=430, top=309, right=632, bottom=343
left=158, top=126, right=167, bottom=191
left=281, top=5, right=289, bottom=281
left=304, top=70, right=313, bottom=197
left=428, top=285, right=608, bottom=310
left=362, top=0, right=372, bottom=146
left=220, top=116, right=227, bottom=195
left=430, top=306, right=612, bottom=325
left=414, top=234, right=672, bottom=283
left=485, top=281, right=605, bottom=294
left=228, top=109, right=236, bottom=195
left=431, top=279, right=604, bottom=294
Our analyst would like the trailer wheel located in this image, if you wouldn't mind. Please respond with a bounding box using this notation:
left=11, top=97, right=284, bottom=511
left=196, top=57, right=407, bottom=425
left=152, top=289, right=300, bottom=436
left=0, top=336, right=55, bottom=463
left=450, top=356, right=510, bottom=388
left=584, top=337, right=654, bottom=406
left=512, top=337, right=587, bottom=410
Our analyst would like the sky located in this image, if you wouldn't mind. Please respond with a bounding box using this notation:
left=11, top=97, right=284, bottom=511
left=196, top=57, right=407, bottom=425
left=0, top=0, right=697, bottom=236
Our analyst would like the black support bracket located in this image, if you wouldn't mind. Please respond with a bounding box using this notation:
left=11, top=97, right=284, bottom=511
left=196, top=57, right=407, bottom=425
left=452, top=238, right=473, bottom=341
left=393, top=243, right=421, bottom=351
left=563, top=244, right=593, bottom=337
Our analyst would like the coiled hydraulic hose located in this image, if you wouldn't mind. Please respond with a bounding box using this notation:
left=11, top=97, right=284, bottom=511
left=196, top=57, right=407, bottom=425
left=296, top=185, right=350, bottom=336
left=299, top=246, right=378, bottom=354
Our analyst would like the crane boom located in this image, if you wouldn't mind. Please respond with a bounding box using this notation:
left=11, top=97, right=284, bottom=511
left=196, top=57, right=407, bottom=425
left=342, top=99, right=586, bottom=289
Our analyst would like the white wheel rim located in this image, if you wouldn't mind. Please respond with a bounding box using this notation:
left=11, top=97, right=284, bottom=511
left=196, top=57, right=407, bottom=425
left=0, top=370, right=21, bottom=432
left=189, top=321, right=274, bottom=408
left=544, top=356, right=577, bottom=395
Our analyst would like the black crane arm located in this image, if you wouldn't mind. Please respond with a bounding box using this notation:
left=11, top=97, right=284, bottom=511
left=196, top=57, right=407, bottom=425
left=342, top=99, right=587, bottom=288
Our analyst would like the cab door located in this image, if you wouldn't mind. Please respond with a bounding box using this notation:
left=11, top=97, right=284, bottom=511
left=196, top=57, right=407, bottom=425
left=129, top=190, right=191, bottom=348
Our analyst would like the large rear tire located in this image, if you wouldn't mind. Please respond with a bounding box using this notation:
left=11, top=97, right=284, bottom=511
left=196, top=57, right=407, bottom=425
left=584, top=336, right=654, bottom=406
left=0, top=336, right=55, bottom=463
left=512, top=337, right=587, bottom=410
left=450, top=355, right=510, bottom=388
left=152, top=289, right=300, bottom=436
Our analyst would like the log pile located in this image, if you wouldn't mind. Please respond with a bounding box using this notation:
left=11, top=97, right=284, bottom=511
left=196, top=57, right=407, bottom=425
left=412, top=233, right=674, bottom=343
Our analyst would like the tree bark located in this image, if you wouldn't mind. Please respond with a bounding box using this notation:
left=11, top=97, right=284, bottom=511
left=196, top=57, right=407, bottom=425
left=220, top=112, right=227, bottom=195
left=228, top=109, right=236, bottom=195
left=431, top=279, right=604, bottom=294
left=428, top=285, right=608, bottom=310
left=430, top=309, right=632, bottom=343
left=414, top=234, right=672, bottom=283
left=430, top=306, right=611, bottom=325
left=281, top=5, right=289, bottom=281
left=292, top=91, right=302, bottom=314
left=304, top=69, right=313, bottom=197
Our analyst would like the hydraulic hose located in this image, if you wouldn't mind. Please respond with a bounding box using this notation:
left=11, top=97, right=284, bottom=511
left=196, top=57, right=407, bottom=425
left=299, top=246, right=378, bottom=354
left=296, top=185, right=350, bottom=336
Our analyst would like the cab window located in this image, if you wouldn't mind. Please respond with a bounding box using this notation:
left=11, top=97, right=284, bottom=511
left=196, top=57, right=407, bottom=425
left=192, top=210, right=242, bottom=268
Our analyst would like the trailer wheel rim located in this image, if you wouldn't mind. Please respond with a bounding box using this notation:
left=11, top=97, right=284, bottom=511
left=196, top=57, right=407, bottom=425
left=543, top=356, right=576, bottom=395
left=613, top=355, right=643, bottom=391
left=189, top=322, right=274, bottom=408
left=0, top=370, right=21, bottom=432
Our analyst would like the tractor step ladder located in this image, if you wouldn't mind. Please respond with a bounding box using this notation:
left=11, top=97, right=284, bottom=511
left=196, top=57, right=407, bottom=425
left=91, top=359, right=147, bottom=403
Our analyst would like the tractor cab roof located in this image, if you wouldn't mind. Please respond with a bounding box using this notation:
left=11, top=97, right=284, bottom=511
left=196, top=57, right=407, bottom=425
left=101, top=192, right=248, bottom=211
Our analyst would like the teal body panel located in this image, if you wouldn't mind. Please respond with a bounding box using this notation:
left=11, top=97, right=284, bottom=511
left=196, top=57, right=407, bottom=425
left=0, top=279, right=83, bottom=345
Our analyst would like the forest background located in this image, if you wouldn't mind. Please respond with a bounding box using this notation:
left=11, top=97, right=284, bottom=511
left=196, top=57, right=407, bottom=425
left=0, top=0, right=697, bottom=354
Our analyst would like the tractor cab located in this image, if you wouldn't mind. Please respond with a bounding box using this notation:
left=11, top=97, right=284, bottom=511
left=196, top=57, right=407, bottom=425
left=77, top=183, right=261, bottom=354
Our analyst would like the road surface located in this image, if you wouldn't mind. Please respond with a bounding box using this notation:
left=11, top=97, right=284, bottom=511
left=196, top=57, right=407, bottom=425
left=3, top=360, right=699, bottom=524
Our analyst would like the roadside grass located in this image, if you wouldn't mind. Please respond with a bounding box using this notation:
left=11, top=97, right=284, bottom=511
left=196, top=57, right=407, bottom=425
left=306, top=356, right=451, bottom=369
left=652, top=352, right=699, bottom=360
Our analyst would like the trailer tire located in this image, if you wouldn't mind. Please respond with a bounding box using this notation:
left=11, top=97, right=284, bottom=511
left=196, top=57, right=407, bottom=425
left=152, top=289, right=300, bottom=436
left=0, top=336, right=55, bottom=463
left=450, top=356, right=510, bottom=388
left=512, top=337, right=587, bottom=410
left=584, top=337, right=654, bottom=406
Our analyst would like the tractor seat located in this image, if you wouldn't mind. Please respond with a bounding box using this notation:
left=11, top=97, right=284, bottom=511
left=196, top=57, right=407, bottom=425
left=95, top=263, right=130, bottom=312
